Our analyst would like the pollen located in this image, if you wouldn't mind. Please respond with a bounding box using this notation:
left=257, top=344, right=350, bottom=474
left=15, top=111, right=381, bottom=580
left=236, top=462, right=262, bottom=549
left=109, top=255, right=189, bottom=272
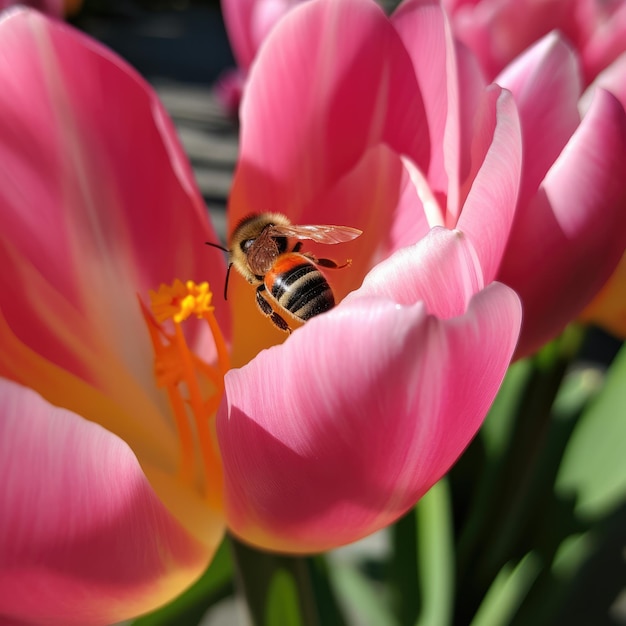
left=150, top=279, right=214, bottom=324
left=141, top=279, right=230, bottom=510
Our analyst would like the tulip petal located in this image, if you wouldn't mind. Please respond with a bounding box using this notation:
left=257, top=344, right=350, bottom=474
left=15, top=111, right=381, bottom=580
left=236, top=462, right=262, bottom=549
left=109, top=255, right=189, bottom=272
left=580, top=0, right=626, bottom=83
left=392, top=0, right=456, bottom=203
left=218, top=229, right=521, bottom=552
left=499, top=89, right=626, bottom=358
left=0, top=9, right=227, bottom=545
left=580, top=51, right=626, bottom=113
left=495, top=32, right=582, bottom=206
left=392, top=0, right=486, bottom=222
left=229, top=0, right=430, bottom=227
left=456, top=87, right=522, bottom=283
left=347, top=228, right=485, bottom=318
left=290, top=146, right=432, bottom=301
left=0, top=378, right=220, bottom=626
left=0, top=8, right=228, bottom=384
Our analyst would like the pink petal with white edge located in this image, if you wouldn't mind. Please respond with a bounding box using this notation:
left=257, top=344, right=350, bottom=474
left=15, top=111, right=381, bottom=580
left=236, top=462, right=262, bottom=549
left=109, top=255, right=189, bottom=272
left=0, top=378, right=219, bottom=626
left=229, top=0, right=429, bottom=227
left=347, top=227, right=485, bottom=318
left=499, top=89, right=626, bottom=358
left=456, top=86, right=522, bottom=283
left=218, top=229, right=521, bottom=552
left=495, top=32, right=582, bottom=207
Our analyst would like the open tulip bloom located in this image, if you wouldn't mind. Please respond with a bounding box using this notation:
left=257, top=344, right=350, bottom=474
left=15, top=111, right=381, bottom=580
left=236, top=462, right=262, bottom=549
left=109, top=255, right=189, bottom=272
left=221, top=0, right=626, bottom=358
left=1, top=0, right=626, bottom=624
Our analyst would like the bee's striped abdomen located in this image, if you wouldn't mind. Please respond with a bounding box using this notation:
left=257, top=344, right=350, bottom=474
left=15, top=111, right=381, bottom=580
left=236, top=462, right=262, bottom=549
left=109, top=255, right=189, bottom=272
left=266, top=255, right=335, bottom=321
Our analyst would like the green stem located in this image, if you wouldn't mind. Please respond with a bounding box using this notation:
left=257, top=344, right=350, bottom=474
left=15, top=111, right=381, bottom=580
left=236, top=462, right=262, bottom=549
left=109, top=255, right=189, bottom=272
left=229, top=535, right=320, bottom=626
left=415, top=479, right=455, bottom=626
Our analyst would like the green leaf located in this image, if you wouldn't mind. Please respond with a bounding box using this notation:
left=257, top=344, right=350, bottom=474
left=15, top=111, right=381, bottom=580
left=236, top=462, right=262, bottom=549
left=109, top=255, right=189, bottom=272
left=265, top=569, right=304, bottom=626
left=469, top=553, right=541, bottom=626
left=480, top=360, right=533, bottom=457
left=552, top=533, right=595, bottom=580
left=556, top=344, right=626, bottom=519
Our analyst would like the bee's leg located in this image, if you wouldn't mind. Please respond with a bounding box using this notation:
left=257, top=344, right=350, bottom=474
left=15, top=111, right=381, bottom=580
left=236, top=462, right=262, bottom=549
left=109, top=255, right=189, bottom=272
left=299, top=251, right=351, bottom=270
left=292, top=242, right=303, bottom=253
left=315, top=257, right=352, bottom=270
left=256, top=285, right=291, bottom=333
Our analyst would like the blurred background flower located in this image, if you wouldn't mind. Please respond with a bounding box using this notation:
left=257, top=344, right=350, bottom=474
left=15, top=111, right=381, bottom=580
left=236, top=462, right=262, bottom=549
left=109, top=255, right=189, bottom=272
left=440, top=0, right=626, bottom=342
left=442, top=0, right=626, bottom=86
left=217, top=0, right=308, bottom=114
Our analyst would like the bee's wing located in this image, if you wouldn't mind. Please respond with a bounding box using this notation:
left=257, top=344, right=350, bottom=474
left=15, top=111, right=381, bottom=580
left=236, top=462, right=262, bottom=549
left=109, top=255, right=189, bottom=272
left=269, top=224, right=362, bottom=244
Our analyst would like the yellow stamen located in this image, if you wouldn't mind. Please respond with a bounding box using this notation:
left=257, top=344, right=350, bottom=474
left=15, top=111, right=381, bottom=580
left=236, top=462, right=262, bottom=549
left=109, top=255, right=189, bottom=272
left=150, top=279, right=214, bottom=324
left=141, top=280, right=230, bottom=510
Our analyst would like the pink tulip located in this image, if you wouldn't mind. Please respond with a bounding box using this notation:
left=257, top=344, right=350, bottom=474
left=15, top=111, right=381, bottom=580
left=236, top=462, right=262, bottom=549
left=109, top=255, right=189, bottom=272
left=493, top=33, right=626, bottom=356
left=1, top=3, right=523, bottom=619
left=0, top=379, right=213, bottom=625
left=442, top=0, right=626, bottom=85
left=218, top=0, right=526, bottom=550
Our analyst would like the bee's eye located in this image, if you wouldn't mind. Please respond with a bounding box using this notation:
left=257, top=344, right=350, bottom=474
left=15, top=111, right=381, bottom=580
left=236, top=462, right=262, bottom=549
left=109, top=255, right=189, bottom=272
left=241, top=239, right=255, bottom=252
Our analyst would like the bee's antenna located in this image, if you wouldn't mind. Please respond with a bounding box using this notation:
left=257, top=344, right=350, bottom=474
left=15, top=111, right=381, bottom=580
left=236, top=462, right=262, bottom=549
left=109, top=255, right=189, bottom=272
left=224, top=264, right=233, bottom=301
left=205, top=241, right=228, bottom=253
left=205, top=241, right=231, bottom=300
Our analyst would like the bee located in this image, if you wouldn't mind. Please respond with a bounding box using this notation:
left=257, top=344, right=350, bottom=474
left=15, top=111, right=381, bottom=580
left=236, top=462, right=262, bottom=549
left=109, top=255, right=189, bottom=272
left=206, top=212, right=362, bottom=332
